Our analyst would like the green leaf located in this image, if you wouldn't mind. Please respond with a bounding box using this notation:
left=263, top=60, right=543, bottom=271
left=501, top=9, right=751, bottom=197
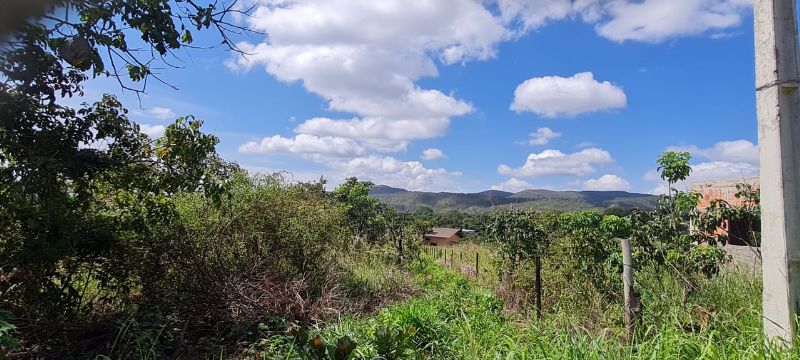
left=181, top=30, right=193, bottom=44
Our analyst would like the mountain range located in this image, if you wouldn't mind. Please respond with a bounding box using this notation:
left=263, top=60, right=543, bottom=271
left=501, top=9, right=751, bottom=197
left=369, top=185, right=659, bottom=212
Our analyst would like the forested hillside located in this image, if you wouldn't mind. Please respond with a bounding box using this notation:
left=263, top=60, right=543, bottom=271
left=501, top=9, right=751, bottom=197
left=370, top=185, right=658, bottom=212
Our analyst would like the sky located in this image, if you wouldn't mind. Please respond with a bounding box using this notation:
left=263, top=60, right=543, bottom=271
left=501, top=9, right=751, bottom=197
left=77, top=0, right=760, bottom=194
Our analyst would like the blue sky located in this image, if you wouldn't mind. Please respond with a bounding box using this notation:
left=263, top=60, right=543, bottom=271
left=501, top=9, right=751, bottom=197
left=78, top=0, right=760, bottom=194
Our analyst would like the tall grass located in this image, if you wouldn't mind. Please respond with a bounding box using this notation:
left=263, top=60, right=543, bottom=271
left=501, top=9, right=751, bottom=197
left=254, top=256, right=798, bottom=359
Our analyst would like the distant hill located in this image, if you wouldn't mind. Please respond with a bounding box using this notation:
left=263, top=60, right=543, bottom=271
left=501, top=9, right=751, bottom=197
left=369, top=185, right=658, bottom=212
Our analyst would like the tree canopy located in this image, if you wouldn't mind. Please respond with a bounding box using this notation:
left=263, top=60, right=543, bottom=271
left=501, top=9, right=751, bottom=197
left=0, top=0, right=249, bottom=318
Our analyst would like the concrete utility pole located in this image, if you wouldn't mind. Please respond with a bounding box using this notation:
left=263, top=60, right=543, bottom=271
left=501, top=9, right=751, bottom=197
left=755, top=0, right=800, bottom=344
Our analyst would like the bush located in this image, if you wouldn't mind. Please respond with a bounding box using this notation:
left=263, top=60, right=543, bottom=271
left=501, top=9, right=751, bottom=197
left=150, top=172, right=350, bottom=325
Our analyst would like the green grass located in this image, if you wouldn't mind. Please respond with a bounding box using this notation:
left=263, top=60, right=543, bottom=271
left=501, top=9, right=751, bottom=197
left=251, top=254, right=799, bottom=359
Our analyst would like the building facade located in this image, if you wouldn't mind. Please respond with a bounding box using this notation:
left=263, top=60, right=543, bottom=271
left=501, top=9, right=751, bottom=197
left=690, top=177, right=760, bottom=246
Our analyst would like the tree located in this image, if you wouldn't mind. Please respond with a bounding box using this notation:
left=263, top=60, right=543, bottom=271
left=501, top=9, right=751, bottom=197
left=332, top=178, right=385, bottom=245
left=1, top=110, right=236, bottom=315
left=558, top=211, right=624, bottom=296
left=413, top=206, right=434, bottom=220
left=382, top=205, right=419, bottom=267
left=1, top=0, right=257, bottom=95
left=0, top=0, right=248, bottom=318
left=630, top=152, right=728, bottom=299
left=657, top=151, right=692, bottom=200
left=486, top=209, right=554, bottom=317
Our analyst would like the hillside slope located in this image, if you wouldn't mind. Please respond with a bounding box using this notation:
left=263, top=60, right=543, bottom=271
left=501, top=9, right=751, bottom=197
left=369, top=185, right=658, bottom=212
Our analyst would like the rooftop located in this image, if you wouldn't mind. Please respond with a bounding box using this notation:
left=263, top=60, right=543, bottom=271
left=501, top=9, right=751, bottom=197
left=426, top=227, right=461, bottom=238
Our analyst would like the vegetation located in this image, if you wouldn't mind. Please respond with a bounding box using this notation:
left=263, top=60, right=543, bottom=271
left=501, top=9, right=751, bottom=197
left=0, top=2, right=779, bottom=359
left=369, top=185, right=658, bottom=213
left=250, top=260, right=792, bottom=359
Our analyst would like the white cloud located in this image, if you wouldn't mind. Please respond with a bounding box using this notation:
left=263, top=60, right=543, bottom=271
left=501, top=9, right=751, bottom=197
left=245, top=153, right=465, bottom=192
left=226, top=0, right=501, bottom=148
left=295, top=117, right=453, bottom=152
left=511, top=72, right=627, bottom=118
left=644, top=139, right=760, bottom=193
left=643, top=169, right=661, bottom=182
left=421, top=148, right=447, bottom=160
left=646, top=160, right=759, bottom=195
left=147, top=107, right=176, bottom=120
left=139, top=124, right=166, bottom=138
left=644, top=139, right=759, bottom=194
left=526, top=127, right=561, bottom=146
left=648, top=183, right=670, bottom=195
left=689, top=161, right=759, bottom=182
left=498, top=0, right=604, bottom=33
left=498, top=147, right=615, bottom=177
left=331, top=155, right=461, bottom=191
left=596, top=0, right=752, bottom=43
left=499, top=0, right=752, bottom=43
left=582, top=174, right=631, bottom=191
left=226, top=0, right=752, bottom=163
left=491, top=177, right=536, bottom=192
left=668, top=139, right=759, bottom=164
left=238, top=134, right=366, bottom=157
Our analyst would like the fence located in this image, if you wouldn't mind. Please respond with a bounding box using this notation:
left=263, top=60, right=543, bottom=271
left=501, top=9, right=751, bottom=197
left=424, top=240, right=638, bottom=332
left=421, top=245, right=496, bottom=285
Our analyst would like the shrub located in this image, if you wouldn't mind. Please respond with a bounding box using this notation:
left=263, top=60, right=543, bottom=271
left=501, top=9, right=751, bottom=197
left=150, top=172, right=350, bottom=324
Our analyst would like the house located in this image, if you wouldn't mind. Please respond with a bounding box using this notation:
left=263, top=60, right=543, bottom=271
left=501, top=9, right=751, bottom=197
left=424, top=227, right=462, bottom=246
left=690, top=177, right=760, bottom=246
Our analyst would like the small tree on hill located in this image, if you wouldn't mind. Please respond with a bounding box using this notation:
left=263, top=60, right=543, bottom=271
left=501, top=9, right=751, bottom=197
left=332, top=177, right=385, bottom=246
left=631, top=152, right=728, bottom=300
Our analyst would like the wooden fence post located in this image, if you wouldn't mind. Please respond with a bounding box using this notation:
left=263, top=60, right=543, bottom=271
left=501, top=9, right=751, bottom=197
left=475, top=252, right=479, bottom=278
left=535, top=254, right=542, bottom=319
left=621, top=238, right=635, bottom=336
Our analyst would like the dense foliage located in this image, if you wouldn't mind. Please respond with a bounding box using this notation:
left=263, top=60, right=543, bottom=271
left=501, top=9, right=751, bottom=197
left=0, top=2, right=770, bottom=358
left=1, top=0, right=253, bottom=322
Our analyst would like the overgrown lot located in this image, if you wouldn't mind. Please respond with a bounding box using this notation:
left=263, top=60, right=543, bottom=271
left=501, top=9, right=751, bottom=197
left=251, top=258, right=795, bottom=359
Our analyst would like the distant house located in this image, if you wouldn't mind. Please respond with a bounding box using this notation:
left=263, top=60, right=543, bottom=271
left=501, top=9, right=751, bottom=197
left=424, top=227, right=462, bottom=246
left=690, top=177, right=760, bottom=246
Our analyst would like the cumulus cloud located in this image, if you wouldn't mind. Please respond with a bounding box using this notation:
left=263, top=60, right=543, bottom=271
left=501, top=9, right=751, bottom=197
left=227, top=0, right=751, bottom=161
left=646, top=139, right=760, bottom=194
left=526, top=127, right=561, bottom=146
left=226, top=0, right=500, bottom=149
left=498, top=0, right=604, bottom=32
left=596, top=0, right=752, bottom=43
left=582, top=174, right=631, bottom=191
left=238, top=134, right=366, bottom=157
left=646, top=161, right=758, bottom=194
left=139, top=124, right=166, bottom=138
left=331, top=155, right=461, bottom=191
left=295, top=117, right=454, bottom=152
left=499, top=0, right=752, bottom=43
left=511, top=72, right=627, bottom=118
left=147, top=107, right=176, bottom=120
left=668, top=139, right=758, bottom=164
left=490, top=177, right=536, bottom=192
left=688, top=161, right=759, bottom=182
left=244, top=154, right=464, bottom=192
left=421, top=148, right=447, bottom=160
left=498, top=147, right=614, bottom=177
